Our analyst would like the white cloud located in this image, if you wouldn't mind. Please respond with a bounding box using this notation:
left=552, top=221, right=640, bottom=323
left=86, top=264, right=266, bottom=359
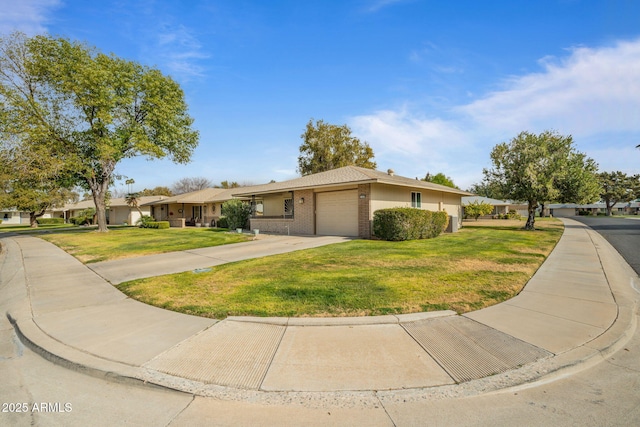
left=459, top=39, right=640, bottom=138
left=349, top=108, right=480, bottom=188
left=155, top=24, right=209, bottom=79
left=349, top=38, right=640, bottom=187
left=350, top=108, right=468, bottom=156
left=0, top=0, right=61, bottom=35
left=365, top=0, right=410, bottom=13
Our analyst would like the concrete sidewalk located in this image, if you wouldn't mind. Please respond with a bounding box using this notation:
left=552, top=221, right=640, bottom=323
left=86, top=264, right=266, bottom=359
left=1, top=218, right=638, bottom=402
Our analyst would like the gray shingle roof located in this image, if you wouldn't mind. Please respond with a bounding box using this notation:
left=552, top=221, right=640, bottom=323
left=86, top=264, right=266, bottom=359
left=234, top=166, right=472, bottom=196
left=141, top=188, right=241, bottom=205
left=61, top=196, right=167, bottom=211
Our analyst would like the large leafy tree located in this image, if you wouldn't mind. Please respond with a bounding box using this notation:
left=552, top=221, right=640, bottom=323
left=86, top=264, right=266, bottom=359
left=423, top=172, right=458, bottom=189
left=139, top=186, right=173, bottom=196
left=298, top=119, right=376, bottom=175
left=218, top=180, right=240, bottom=189
left=466, top=181, right=504, bottom=199
left=0, top=32, right=199, bottom=232
left=553, top=151, right=600, bottom=205
left=0, top=141, right=74, bottom=227
left=598, top=171, right=639, bottom=216
left=484, top=130, right=598, bottom=230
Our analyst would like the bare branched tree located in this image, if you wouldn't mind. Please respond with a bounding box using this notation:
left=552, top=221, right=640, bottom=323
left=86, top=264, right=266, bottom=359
left=171, top=177, right=212, bottom=194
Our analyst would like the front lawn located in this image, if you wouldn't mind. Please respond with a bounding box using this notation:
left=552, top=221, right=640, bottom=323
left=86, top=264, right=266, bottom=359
left=0, top=223, right=78, bottom=232
left=117, top=218, right=564, bottom=318
left=39, top=227, right=251, bottom=263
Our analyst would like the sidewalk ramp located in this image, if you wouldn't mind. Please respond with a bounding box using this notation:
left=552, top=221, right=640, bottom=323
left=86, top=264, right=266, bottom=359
left=403, top=316, right=552, bottom=382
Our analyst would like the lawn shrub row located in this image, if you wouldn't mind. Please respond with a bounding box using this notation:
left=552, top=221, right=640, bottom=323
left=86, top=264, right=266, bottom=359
left=142, top=221, right=170, bottom=229
left=37, top=218, right=65, bottom=225
left=373, top=208, right=449, bottom=241
left=493, top=210, right=523, bottom=220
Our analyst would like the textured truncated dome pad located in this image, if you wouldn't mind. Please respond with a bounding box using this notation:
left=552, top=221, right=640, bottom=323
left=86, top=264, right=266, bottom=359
left=145, top=320, right=285, bottom=389
left=403, top=316, right=552, bottom=383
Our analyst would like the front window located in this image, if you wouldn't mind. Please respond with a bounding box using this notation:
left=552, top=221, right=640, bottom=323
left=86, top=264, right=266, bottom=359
left=411, top=192, right=422, bottom=208
left=192, top=206, right=202, bottom=220
left=284, top=198, right=294, bottom=217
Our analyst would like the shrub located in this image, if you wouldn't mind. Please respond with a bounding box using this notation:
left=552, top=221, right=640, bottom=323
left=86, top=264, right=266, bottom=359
left=464, top=201, right=494, bottom=221
left=216, top=217, right=229, bottom=229
left=221, top=199, right=252, bottom=230
left=373, top=208, right=449, bottom=241
left=136, top=215, right=154, bottom=227
left=37, top=218, right=64, bottom=225
left=70, top=208, right=95, bottom=225
left=136, top=218, right=171, bottom=230
left=506, top=209, right=522, bottom=220
left=494, top=210, right=522, bottom=220
left=143, top=221, right=170, bottom=229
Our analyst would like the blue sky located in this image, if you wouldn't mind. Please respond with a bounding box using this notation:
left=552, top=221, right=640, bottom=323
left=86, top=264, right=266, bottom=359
left=2, top=0, right=640, bottom=193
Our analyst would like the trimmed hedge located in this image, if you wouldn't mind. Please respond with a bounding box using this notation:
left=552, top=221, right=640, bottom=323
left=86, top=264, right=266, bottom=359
left=37, top=218, right=65, bottom=225
left=144, top=221, right=170, bottom=229
left=373, top=208, right=449, bottom=241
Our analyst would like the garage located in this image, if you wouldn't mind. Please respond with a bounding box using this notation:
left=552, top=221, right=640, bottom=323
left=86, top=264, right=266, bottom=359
left=316, top=190, right=359, bottom=236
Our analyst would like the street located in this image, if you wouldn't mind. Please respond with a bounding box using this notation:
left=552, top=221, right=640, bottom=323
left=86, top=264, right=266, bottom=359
left=573, top=216, right=640, bottom=276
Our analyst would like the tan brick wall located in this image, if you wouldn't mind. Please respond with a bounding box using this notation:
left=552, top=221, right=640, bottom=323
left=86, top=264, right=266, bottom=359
left=358, top=184, right=371, bottom=238
left=249, top=218, right=295, bottom=234
left=249, top=189, right=316, bottom=235
left=292, top=189, right=315, bottom=234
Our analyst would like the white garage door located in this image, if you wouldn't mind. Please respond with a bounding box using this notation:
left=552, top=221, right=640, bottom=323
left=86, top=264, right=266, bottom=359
left=316, top=190, right=359, bottom=236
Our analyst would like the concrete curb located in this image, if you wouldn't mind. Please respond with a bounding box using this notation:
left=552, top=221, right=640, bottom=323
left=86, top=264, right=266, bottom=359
left=227, top=310, right=457, bottom=326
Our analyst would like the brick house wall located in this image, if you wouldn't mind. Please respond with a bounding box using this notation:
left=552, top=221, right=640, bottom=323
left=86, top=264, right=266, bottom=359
left=358, top=183, right=371, bottom=238
left=249, top=189, right=315, bottom=235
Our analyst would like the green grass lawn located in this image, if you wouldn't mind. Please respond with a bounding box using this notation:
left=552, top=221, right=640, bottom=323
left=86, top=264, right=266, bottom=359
left=39, top=227, right=251, bottom=263
left=0, top=223, right=78, bottom=232
left=117, top=218, right=564, bottom=319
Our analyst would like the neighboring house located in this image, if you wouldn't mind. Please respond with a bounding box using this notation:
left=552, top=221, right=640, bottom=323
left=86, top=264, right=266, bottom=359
left=59, top=196, right=165, bottom=225
left=1, top=208, right=28, bottom=225
left=59, top=199, right=96, bottom=222
left=549, top=201, right=640, bottom=217
left=143, top=188, right=242, bottom=227
left=108, top=196, right=166, bottom=225
left=233, top=166, right=472, bottom=238
left=0, top=208, right=55, bottom=225
left=462, top=196, right=528, bottom=219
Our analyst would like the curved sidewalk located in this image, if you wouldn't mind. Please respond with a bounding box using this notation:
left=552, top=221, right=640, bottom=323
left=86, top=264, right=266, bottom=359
left=1, top=218, right=638, bottom=400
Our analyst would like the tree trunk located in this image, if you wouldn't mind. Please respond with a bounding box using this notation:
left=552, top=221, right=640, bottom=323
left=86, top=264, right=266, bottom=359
left=524, top=201, right=537, bottom=230
left=87, top=161, right=116, bottom=233
left=90, top=179, right=111, bottom=233
left=605, top=200, right=614, bottom=216
left=29, top=212, right=39, bottom=228
left=605, top=200, right=618, bottom=216
left=28, top=207, right=47, bottom=228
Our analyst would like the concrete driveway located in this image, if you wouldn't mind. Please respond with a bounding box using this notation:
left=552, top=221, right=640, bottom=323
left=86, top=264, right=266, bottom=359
left=87, top=234, right=353, bottom=284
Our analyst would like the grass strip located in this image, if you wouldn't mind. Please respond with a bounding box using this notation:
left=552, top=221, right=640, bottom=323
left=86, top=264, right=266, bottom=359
left=39, top=227, right=250, bottom=263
